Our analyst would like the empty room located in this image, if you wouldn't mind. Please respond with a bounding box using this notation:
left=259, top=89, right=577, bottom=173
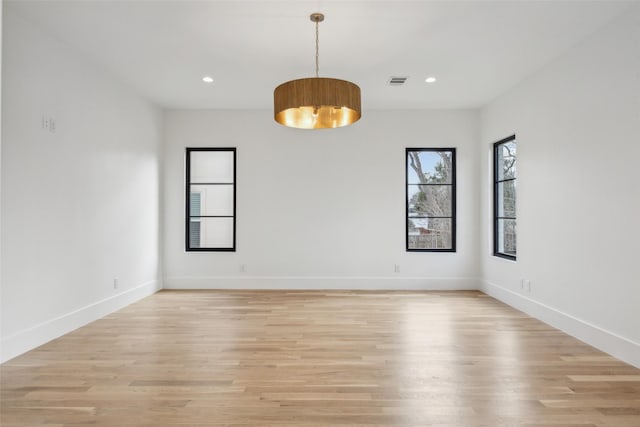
left=1, top=0, right=639, bottom=425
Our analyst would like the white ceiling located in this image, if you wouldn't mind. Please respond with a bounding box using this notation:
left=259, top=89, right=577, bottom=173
left=6, top=0, right=635, bottom=110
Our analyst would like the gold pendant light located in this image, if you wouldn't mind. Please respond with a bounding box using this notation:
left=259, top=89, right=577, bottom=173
left=274, top=13, right=361, bottom=129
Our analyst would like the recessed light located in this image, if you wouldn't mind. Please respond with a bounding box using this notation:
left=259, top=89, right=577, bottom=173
left=202, top=76, right=214, bottom=83
left=425, top=76, right=437, bottom=83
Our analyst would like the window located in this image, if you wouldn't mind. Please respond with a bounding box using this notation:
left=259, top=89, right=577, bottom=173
left=493, top=136, right=517, bottom=259
left=406, top=148, right=456, bottom=251
left=185, top=148, right=236, bottom=251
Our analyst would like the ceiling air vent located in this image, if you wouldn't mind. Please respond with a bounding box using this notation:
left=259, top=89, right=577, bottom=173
left=388, top=76, right=408, bottom=87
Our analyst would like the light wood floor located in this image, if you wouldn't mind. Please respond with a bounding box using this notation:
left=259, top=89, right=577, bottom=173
left=1, top=290, right=639, bottom=426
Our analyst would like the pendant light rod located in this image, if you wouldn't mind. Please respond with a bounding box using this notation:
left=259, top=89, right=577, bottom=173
left=310, top=13, right=324, bottom=78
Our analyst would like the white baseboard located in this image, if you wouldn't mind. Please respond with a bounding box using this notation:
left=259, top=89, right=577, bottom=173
left=164, top=276, right=480, bottom=290
left=0, top=279, right=161, bottom=363
left=480, top=280, right=640, bottom=369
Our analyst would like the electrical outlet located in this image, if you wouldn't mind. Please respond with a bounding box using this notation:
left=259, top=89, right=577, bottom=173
left=525, top=280, right=531, bottom=292
left=113, top=278, right=118, bottom=290
left=240, top=264, right=246, bottom=273
left=42, top=116, right=56, bottom=133
left=520, top=279, right=525, bottom=290
left=394, top=264, right=400, bottom=273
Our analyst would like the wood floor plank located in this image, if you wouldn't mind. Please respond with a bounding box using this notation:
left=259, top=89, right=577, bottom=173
left=1, top=290, right=639, bottom=426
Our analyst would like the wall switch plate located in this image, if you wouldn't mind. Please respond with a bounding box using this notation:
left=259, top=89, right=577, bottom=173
left=394, top=264, right=400, bottom=273
left=113, top=278, right=118, bottom=289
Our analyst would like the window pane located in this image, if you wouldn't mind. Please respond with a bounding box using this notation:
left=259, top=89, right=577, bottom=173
left=186, top=148, right=236, bottom=251
left=496, top=219, right=517, bottom=256
left=189, top=217, right=234, bottom=249
left=189, top=219, right=201, bottom=248
left=407, top=151, right=452, bottom=184
left=408, top=218, right=452, bottom=250
left=494, top=137, right=516, bottom=259
left=190, top=192, right=201, bottom=217
left=406, top=148, right=455, bottom=252
left=190, top=151, right=234, bottom=183
left=497, top=141, right=516, bottom=180
left=408, top=185, right=452, bottom=217
left=190, top=185, right=234, bottom=216
left=497, top=180, right=516, bottom=217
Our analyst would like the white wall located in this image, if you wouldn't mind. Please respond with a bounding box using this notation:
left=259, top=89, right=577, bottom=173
left=0, top=9, right=163, bottom=361
left=480, top=6, right=640, bottom=367
left=164, top=110, right=480, bottom=289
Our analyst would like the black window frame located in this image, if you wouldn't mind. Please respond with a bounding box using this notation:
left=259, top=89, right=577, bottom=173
left=405, top=147, right=457, bottom=252
left=185, top=147, right=236, bottom=252
left=493, top=135, right=516, bottom=260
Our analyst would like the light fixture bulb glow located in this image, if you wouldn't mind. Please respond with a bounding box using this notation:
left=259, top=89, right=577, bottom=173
left=202, top=76, right=214, bottom=83
left=425, top=76, right=437, bottom=83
